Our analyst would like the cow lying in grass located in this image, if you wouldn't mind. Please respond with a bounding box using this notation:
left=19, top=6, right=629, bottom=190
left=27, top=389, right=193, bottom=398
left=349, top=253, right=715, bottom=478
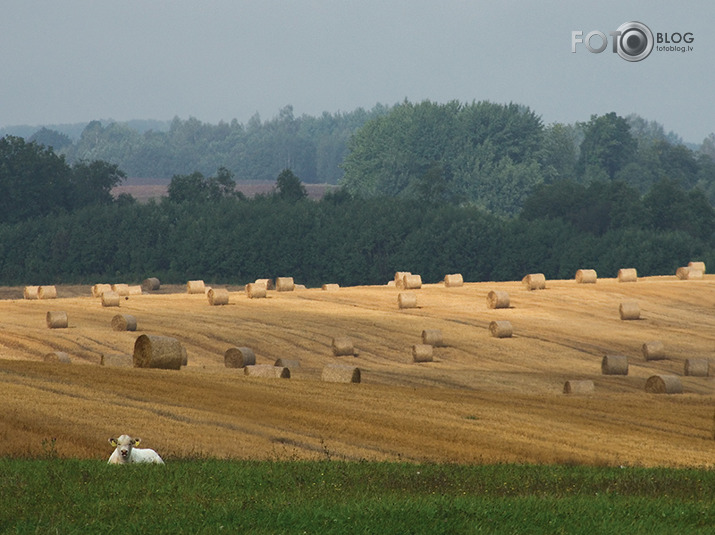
left=108, top=435, right=164, bottom=464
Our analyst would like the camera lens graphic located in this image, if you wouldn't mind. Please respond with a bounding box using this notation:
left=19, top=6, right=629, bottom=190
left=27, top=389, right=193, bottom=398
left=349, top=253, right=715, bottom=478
left=616, top=21, right=653, bottom=62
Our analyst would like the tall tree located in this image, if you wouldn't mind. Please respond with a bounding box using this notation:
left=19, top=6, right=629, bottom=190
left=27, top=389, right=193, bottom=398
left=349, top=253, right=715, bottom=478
left=577, top=112, right=637, bottom=180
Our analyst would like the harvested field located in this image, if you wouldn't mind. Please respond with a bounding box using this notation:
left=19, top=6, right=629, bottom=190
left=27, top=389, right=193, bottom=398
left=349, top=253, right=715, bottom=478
left=0, top=276, right=713, bottom=467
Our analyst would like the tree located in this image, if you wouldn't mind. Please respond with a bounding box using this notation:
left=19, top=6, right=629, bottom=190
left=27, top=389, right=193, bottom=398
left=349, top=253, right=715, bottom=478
left=167, top=167, right=242, bottom=203
left=28, top=127, right=72, bottom=151
left=69, top=160, right=126, bottom=207
left=275, top=169, right=307, bottom=201
left=577, top=112, right=637, bottom=180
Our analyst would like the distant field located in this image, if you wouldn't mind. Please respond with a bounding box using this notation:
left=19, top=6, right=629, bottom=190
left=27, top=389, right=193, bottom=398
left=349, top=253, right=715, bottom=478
left=0, top=275, right=713, bottom=466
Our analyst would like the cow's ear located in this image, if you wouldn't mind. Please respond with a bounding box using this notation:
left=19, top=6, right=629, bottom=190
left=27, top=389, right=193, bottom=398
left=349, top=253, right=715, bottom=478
left=133, top=438, right=141, bottom=446
left=109, top=438, right=118, bottom=447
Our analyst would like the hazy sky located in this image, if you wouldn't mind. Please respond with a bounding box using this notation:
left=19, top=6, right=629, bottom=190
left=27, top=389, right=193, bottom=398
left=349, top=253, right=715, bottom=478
left=1, top=1, right=712, bottom=143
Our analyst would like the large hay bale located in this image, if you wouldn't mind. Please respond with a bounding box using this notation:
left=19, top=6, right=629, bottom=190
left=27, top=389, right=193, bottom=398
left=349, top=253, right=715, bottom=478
left=100, top=354, right=133, bottom=367
left=676, top=266, right=703, bottom=280
left=412, top=344, right=433, bottom=363
left=275, top=277, right=295, bottom=292
left=101, top=291, right=120, bottom=307
left=255, top=278, right=275, bottom=290
left=684, top=358, right=710, bottom=377
left=421, top=329, right=444, bottom=347
left=244, top=364, right=290, bottom=378
left=398, top=292, right=417, bottom=309
left=321, top=364, right=361, bottom=383
left=133, top=335, right=184, bottom=370
left=489, top=320, right=513, bottom=338
left=575, top=269, right=597, bottom=284
left=522, top=273, right=546, bottom=290
left=619, top=301, right=640, bottom=320
left=46, top=311, right=68, bottom=329
left=128, top=285, right=143, bottom=295
left=444, top=273, right=464, bottom=287
left=332, top=336, right=356, bottom=356
left=245, top=283, right=267, bottom=299
left=688, top=261, right=706, bottom=274
left=394, top=272, right=411, bottom=289
left=602, top=355, right=629, bottom=375
left=187, top=280, right=205, bottom=294
left=645, top=374, right=683, bottom=394
left=111, top=284, right=130, bottom=296
left=38, top=286, right=57, bottom=299
left=111, top=314, right=137, bottom=332
left=44, top=351, right=71, bottom=364
left=641, top=340, right=666, bottom=361
left=23, top=286, right=40, bottom=299
left=92, top=283, right=113, bottom=298
left=486, top=290, right=510, bottom=309
left=402, top=274, right=422, bottom=290
left=141, top=277, right=161, bottom=291
left=618, top=268, right=638, bottom=282
left=224, top=347, right=256, bottom=368
left=322, top=283, right=340, bottom=291
left=207, top=288, right=230, bottom=306
left=563, top=380, right=595, bottom=394
left=274, top=358, right=301, bottom=369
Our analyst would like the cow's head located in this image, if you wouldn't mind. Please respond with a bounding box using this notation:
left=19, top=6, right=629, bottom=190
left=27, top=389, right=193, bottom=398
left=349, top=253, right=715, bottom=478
left=109, top=435, right=141, bottom=461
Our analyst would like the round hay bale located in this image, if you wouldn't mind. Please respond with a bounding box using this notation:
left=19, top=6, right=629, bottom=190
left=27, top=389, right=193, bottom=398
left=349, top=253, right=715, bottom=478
left=489, top=320, right=513, bottom=338
left=421, top=329, right=444, bottom=347
left=101, top=291, right=120, bottom=307
left=44, top=351, right=71, bottom=363
left=619, top=301, right=640, bottom=320
left=322, top=283, right=340, bottom=291
left=245, top=283, right=267, bottom=299
left=394, top=272, right=411, bottom=289
left=133, top=335, right=184, bottom=370
left=111, top=284, right=130, bottom=296
left=601, top=355, right=629, bottom=375
left=92, top=283, right=112, bottom=298
left=111, top=314, right=137, bottom=332
left=402, top=274, right=422, bottom=290
left=224, top=347, right=256, bottom=368
left=486, top=290, right=510, bottom=309
left=244, top=364, right=290, bottom=378
left=141, top=277, right=161, bottom=291
left=412, top=344, right=433, bottom=363
left=575, top=269, right=597, bottom=284
left=641, top=340, right=665, bottom=361
left=274, top=358, right=301, bottom=369
left=645, top=374, right=683, bottom=394
left=684, top=358, right=710, bottom=377
left=386, top=280, right=396, bottom=288
left=398, top=292, right=417, bottom=309
left=255, top=278, right=275, bottom=290
left=331, top=336, right=355, bottom=356
left=688, top=261, right=706, bottom=274
left=186, top=280, right=205, bottom=294
left=618, top=268, right=638, bottom=282
left=563, top=380, right=595, bottom=394
left=522, top=273, right=546, bottom=290
left=100, top=354, right=133, bottom=367
left=23, top=286, right=40, bottom=299
left=321, top=364, right=361, bottom=383
left=207, top=287, right=230, bottom=306
left=275, top=277, right=295, bottom=292
left=128, top=285, right=143, bottom=296
left=676, top=266, right=703, bottom=280
left=46, top=311, right=68, bottom=329
left=38, top=286, right=57, bottom=299
left=444, top=273, right=464, bottom=287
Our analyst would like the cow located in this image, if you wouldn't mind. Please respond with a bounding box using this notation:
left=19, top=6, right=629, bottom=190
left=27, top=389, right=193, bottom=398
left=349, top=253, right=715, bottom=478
left=107, top=435, right=164, bottom=464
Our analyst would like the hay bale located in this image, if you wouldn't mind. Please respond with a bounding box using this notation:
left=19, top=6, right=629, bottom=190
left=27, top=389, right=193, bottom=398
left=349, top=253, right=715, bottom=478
left=92, top=283, right=112, bottom=298
left=275, top=277, right=295, bottom=292
left=186, top=280, right=205, bottom=294
left=641, top=340, right=666, bottom=361
left=128, top=285, right=143, bottom=295
left=386, top=280, right=396, bottom=288
left=618, top=268, right=638, bottom=282
left=245, top=283, right=267, bottom=299
left=141, top=277, right=161, bottom=291
left=563, top=380, right=595, bottom=394
left=688, top=261, right=706, bottom=274
left=207, top=288, right=230, bottom=306
left=601, top=355, right=628, bottom=375
left=133, top=334, right=184, bottom=370
left=332, top=336, right=356, bottom=356
left=224, top=347, right=256, bottom=368
left=619, top=301, right=640, bottom=320
left=489, top=320, right=513, bottom=338
left=255, top=278, right=275, bottom=290
left=295, top=284, right=306, bottom=290
left=398, top=292, right=417, bottom=309
left=402, top=274, right=422, bottom=290
left=412, top=344, right=433, bottom=363
left=274, top=358, right=301, bottom=369
left=321, top=364, right=361, bottom=383
left=394, top=271, right=411, bottom=289
left=100, top=354, right=133, bottom=367
left=645, top=374, right=683, bottom=394
left=244, top=364, right=290, bottom=378
left=575, top=269, right=597, bottom=284
left=444, top=273, right=464, bottom=287
left=46, top=311, right=68, bottom=329
left=322, top=283, right=340, bottom=291
left=522, top=273, right=546, bottom=290
left=486, top=290, right=510, bottom=309
left=111, top=314, right=137, bottom=332
left=38, top=286, right=57, bottom=299
left=44, top=351, right=71, bottom=363
left=101, top=291, right=121, bottom=307
left=684, top=358, right=710, bottom=377
left=111, top=284, right=130, bottom=296
left=676, top=266, right=703, bottom=280
left=23, top=286, right=40, bottom=299
left=421, top=329, right=444, bottom=347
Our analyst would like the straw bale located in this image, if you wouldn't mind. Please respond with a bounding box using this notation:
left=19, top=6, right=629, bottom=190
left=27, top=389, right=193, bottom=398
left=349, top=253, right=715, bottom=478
left=141, top=277, right=161, bottom=291
left=575, top=269, right=597, bottom=284
left=111, top=314, right=137, bottom=332
left=332, top=336, right=356, bottom=356
left=207, top=287, right=230, bottom=306
left=101, top=291, right=120, bottom=307
left=224, top=347, right=256, bottom=368
left=676, top=266, right=703, bottom=280
left=402, top=274, right=422, bottom=290
left=601, top=355, right=628, bottom=375
left=38, top=286, right=57, bottom=299
left=398, top=292, right=417, bottom=309
left=444, top=273, right=464, bottom=287
left=255, top=278, right=275, bottom=290
left=645, top=374, right=683, bottom=394
left=386, top=280, right=396, bottom=288
left=322, top=283, right=340, bottom=291
left=133, top=334, right=184, bottom=370
left=274, top=358, right=301, bottom=369
left=486, top=290, right=510, bottom=309
left=618, top=268, right=638, bottom=282
left=684, top=358, right=710, bottom=377
left=295, top=284, right=306, bottom=290
left=394, top=272, right=411, bottom=289
left=421, top=329, right=444, bottom=347
left=100, top=354, right=133, bottom=367
left=275, top=277, right=295, bottom=292
left=44, top=351, right=70, bottom=364
left=563, top=380, right=595, bottom=394
left=321, top=364, right=361, bottom=383
left=111, top=284, right=130, bottom=296
left=23, top=286, right=40, bottom=299
left=128, top=285, right=143, bottom=295
left=186, top=280, right=205, bottom=294
left=92, top=284, right=112, bottom=297
left=489, top=320, right=513, bottom=338
left=244, top=364, right=290, bottom=378
left=46, top=311, right=68, bottom=329
left=641, top=340, right=665, bottom=361
left=245, top=283, right=267, bottom=299
left=688, top=261, right=706, bottom=273
left=619, top=301, right=640, bottom=320
left=412, top=344, right=433, bottom=363
left=522, top=273, right=546, bottom=290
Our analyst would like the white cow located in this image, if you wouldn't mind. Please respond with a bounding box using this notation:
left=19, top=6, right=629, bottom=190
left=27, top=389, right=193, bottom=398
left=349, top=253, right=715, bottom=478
left=108, top=435, right=164, bottom=464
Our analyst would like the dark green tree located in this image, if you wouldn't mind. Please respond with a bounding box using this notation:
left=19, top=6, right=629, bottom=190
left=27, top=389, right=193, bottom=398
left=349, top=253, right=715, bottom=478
left=69, top=160, right=126, bottom=207
left=167, top=167, right=242, bottom=203
left=275, top=168, right=307, bottom=201
left=577, top=112, right=637, bottom=180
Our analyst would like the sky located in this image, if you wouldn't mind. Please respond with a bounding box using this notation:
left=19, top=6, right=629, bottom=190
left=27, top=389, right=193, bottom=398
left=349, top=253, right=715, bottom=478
left=1, top=0, right=712, bottom=143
